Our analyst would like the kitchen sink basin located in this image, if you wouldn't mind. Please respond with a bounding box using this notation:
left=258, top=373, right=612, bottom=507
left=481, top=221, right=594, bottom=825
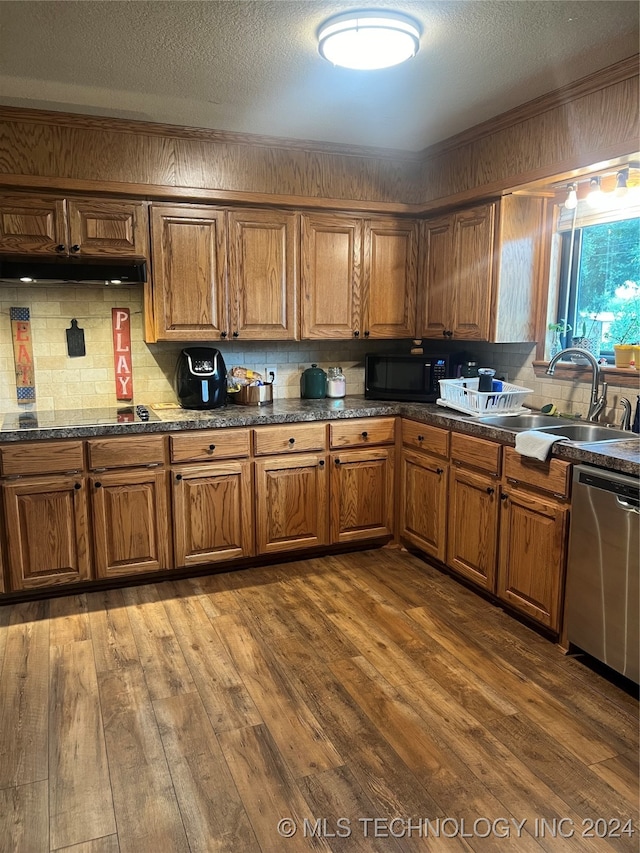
left=537, top=424, right=636, bottom=443
left=476, top=413, right=567, bottom=430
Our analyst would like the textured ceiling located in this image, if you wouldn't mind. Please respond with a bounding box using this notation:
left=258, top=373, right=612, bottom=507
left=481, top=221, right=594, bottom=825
left=0, top=1, right=637, bottom=151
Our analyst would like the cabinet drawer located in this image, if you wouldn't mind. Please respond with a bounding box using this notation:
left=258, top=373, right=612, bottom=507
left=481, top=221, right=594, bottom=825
left=402, top=420, right=449, bottom=458
left=451, top=432, right=501, bottom=476
left=330, top=417, right=396, bottom=449
left=0, top=440, right=84, bottom=477
left=253, top=423, right=327, bottom=456
left=170, top=428, right=250, bottom=462
left=503, top=447, right=571, bottom=499
left=88, top=435, right=165, bottom=470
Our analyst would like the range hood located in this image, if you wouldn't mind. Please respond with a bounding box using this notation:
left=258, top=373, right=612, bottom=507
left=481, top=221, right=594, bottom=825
left=0, top=255, right=147, bottom=285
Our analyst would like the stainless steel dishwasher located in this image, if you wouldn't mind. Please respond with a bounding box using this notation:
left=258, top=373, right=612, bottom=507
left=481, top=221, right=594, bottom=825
left=566, top=464, right=639, bottom=683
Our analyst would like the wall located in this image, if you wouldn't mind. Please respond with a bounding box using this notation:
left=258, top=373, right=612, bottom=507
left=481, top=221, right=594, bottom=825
left=1, top=284, right=631, bottom=424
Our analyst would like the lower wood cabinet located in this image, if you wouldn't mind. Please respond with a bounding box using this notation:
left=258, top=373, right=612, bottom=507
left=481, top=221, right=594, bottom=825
left=331, top=448, right=394, bottom=544
left=2, top=475, right=90, bottom=590
left=255, top=454, right=328, bottom=554
left=401, top=449, right=448, bottom=562
left=172, top=460, right=253, bottom=567
left=90, top=469, right=171, bottom=578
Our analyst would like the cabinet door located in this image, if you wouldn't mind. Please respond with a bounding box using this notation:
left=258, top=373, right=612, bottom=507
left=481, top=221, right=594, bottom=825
left=498, top=487, right=568, bottom=631
left=364, top=218, right=418, bottom=338
left=0, top=194, right=66, bottom=254
left=452, top=204, right=495, bottom=340
left=151, top=204, right=228, bottom=340
left=3, top=475, right=90, bottom=590
left=447, top=465, right=499, bottom=590
left=90, top=469, right=171, bottom=578
left=301, top=213, right=361, bottom=339
left=227, top=208, right=298, bottom=340
left=67, top=198, right=149, bottom=258
left=419, top=216, right=454, bottom=338
left=255, top=454, right=327, bottom=554
left=331, top=448, right=394, bottom=544
left=172, top=461, right=253, bottom=567
left=400, top=450, right=448, bottom=562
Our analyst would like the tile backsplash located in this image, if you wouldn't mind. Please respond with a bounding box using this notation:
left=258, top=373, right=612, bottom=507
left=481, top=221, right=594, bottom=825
left=0, top=284, right=635, bottom=426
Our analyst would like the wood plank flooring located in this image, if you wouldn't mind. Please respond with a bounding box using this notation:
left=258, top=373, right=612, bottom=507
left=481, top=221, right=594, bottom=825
left=0, top=549, right=637, bottom=852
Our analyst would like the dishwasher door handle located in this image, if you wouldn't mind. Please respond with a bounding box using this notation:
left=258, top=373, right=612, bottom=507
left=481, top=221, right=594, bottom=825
left=616, top=496, right=640, bottom=513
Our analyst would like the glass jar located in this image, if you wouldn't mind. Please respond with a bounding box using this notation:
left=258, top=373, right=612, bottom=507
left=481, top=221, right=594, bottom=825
left=326, top=366, right=346, bottom=398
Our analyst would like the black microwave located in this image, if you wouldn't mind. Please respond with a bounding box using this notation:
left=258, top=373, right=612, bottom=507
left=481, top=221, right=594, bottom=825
left=365, top=353, right=462, bottom=402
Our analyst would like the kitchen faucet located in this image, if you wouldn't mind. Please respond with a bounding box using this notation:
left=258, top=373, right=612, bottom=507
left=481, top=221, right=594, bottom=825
left=546, top=348, right=608, bottom=422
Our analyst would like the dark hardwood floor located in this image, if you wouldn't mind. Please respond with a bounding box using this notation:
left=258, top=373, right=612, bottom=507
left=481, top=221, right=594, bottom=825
left=0, top=549, right=637, bottom=852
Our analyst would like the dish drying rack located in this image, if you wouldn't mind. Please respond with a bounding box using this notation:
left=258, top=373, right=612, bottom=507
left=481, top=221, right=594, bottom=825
left=437, top=377, right=533, bottom=417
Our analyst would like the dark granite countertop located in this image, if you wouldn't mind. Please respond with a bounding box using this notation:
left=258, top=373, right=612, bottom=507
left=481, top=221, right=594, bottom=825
left=1, top=396, right=638, bottom=476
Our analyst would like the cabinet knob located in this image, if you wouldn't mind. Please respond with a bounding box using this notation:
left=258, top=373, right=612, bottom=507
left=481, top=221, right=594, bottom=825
left=364, top=330, right=370, bottom=338
left=232, top=331, right=239, bottom=338
left=220, top=331, right=228, bottom=338
left=447, top=330, right=454, bottom=338
left=436, top=468, right=444, bottom=475
left=55, top=244, right=66, bottom=253
left=288, top=437, right=295, bottom=444
left=417, top=435, right=424, bottom=442
left=486, top=487, right=495, bottom=495
left=353, top=330, right=360, bottom=338
left=361, top=431, right=368, bottom=439
left=335, top=458, right=341, bottom=465
left=208, top=444, right=216, bottom=451
left=95, top=482, right=102, bottom=489
left=74, top=482, right=82, bottom=490
left=70, top=244, right=80, bottom=253
left=175, top=473, right=183, bottom=481
left=318, top=460, right=325, bottom=467
left=500, top=493, right=508, bottom=502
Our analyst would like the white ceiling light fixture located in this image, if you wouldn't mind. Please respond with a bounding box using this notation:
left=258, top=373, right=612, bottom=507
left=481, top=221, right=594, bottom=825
left=318, top=10, right=421, bottom=70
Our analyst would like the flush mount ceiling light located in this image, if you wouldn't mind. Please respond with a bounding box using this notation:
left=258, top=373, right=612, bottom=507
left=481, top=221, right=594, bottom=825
left=318, top=10, right=421, bottom=70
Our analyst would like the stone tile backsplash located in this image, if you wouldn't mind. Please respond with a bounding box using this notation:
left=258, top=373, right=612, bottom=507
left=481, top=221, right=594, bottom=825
left=0, top=285, right=634, bottom=425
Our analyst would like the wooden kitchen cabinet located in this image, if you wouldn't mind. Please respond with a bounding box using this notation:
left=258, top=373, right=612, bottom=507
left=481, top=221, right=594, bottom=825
left=227, top=208, right=298, bottom=340
left=329, top=417, right=395, bottom=544
left=301, top=212, right=418, bottom=339
left=3, top=474, right=90, bottom=590
left=151, top=203, right=228, bottom=340
left=419, top=195, right=545, bottom=342
left=400, top=420, right=450, bottom=562
left=0, top=192, right=149, bottom=258
left=446, top=433, right=501, bottom=590
left=88, top=434, right=170, bottom=578
left=255, top=453, right=328, bottom=554
left=170, top=427, right=253, bottom=567
left=497, top=448, right=571, bottom=631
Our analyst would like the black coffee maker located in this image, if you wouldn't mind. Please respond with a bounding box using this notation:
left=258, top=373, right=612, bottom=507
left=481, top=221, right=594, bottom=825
left=175, top=347, right=227, bottom=409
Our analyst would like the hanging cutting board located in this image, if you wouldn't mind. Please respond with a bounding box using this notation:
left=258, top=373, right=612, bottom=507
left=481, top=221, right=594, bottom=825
left=66, top=319, right=86, bottom=357
left=10, top=307, right=36, bottom=404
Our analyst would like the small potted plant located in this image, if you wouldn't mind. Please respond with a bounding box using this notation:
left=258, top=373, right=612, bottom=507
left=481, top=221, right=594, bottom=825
left=547, top=319, right=571, bottom=357
left=571, top=317, right=602, bottom=358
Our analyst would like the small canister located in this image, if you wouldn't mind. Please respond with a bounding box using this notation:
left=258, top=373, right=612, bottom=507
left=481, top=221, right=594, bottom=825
left=300, top=364, right=327, bottom=399
left=326, top=366, right=346, bottom=398
left=477, top=368, right=496, bottom=392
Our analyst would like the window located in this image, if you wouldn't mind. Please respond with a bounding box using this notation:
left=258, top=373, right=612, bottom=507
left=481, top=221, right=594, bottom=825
left=556, top=215, right=640, bottom=359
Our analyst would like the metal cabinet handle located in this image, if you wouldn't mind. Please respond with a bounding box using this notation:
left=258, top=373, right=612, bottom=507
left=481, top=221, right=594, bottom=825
left=417, top=435, right=425, bottom=442
left=353, top=330, right=360, bottom=338
left=486, top=487, right=495, bottom=495
left=364, top=330, right=370, bottom=337
left=220, top=331, right=228, bottom=338
left=55, top=244, right=66, bottom=252
left=70, top=244, right=80, bottom=253
left=232, top=331, right=239, bottom=338
left=500, top=494, right=508, bottom=502
left=436, top=468, right=444, bottom=475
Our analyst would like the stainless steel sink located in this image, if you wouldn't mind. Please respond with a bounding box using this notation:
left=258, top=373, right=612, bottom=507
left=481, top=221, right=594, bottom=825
left=537, top=424, right=637, bottom=443
left=476, top=413, right=566, bottom=430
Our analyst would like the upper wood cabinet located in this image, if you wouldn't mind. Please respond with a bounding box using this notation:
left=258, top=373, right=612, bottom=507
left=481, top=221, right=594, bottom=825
left=0, top=192, right=149, bottom=258
left=151, top=203, right=298, bottom=341
left=419, top=195, right=545, bottom=342
left=301, top=212, right=418, bottom=339
left=151, top=204, right=228, bottom=340
left=227, top=208, right=298, bottom=340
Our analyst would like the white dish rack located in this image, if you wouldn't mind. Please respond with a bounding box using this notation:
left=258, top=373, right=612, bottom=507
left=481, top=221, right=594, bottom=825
left=437, top=377, right=533, bottom=417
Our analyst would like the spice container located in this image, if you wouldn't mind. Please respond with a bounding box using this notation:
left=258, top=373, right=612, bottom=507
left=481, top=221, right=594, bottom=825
left=327, top=366, right=346, bottom=398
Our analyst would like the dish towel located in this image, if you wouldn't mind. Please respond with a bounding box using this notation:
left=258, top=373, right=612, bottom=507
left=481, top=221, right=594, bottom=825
left=514, top=430, right=567, bottom=461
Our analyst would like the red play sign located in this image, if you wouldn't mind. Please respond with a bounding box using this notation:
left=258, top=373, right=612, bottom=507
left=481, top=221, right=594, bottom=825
left=112, top=308, right=133, bottom=401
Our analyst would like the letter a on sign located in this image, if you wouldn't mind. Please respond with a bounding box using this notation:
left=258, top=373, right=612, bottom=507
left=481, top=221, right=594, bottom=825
left=112, top=308, right=133, bottom=400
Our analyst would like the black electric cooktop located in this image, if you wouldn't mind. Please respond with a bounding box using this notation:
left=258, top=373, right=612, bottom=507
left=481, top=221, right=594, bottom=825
left=2, top=405, right=160, bottom=430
